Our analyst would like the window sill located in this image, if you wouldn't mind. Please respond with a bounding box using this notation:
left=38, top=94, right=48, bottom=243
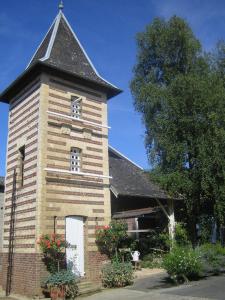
left=45, top=167, right=112, bottom=179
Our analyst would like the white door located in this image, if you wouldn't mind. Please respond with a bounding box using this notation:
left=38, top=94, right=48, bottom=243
left=66, top=216, right=84, bottom=277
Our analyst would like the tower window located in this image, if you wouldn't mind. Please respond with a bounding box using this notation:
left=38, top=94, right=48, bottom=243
left=71, top=148, right=81, bottom=172
left=71, top=96, right=82, bottom=119
left=19, top=146, right=25, bottom=187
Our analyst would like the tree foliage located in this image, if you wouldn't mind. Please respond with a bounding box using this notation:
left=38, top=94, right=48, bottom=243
left=130, top=16, right=225, bottom=241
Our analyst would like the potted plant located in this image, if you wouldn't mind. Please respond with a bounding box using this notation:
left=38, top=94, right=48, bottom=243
left=37, top=234, right=78, bottom=299
left=43, top=270, right=78, bottom=300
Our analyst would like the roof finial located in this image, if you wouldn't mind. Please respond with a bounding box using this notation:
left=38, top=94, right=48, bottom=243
left=59, top=0, right=64, bottom=11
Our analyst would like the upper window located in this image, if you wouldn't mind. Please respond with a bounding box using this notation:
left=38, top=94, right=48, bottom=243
left=71, top=96, right=82, bottom=119
left=71, top=148, right=81, bottom=172
left=19, top=146, right=25, bottom=187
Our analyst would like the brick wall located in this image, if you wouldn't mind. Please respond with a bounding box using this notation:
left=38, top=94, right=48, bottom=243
left=126, top=218, right=136, bottom=231
left=1, top=74, right=111, bottom=296
left=3, top=79, right=40, bottom=253
left=0, top=253, right=48, bottom=297
left=86, top=251, right=108, bottom=282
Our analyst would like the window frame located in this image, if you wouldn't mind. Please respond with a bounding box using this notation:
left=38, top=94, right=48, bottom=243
left=70, top=147, right=82, bottom=172
left=71, top=96, right=82, bottom=120
left=19, top=145, right=25, bottom=187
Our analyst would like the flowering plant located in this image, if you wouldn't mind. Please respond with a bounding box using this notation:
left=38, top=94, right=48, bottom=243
left=37, top=234, right=69, bottom=274
left=96, top=220, right=128, bottom=259
left=162, top=246, right=202, bottom=281
left=37, top=234, right=68, bottom=253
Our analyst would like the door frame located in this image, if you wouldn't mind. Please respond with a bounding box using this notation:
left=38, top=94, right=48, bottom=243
left=65, top=215, right=87, bottom=277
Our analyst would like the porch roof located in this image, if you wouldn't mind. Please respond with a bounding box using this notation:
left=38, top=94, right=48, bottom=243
left=109, top=146, right=169, bottom=200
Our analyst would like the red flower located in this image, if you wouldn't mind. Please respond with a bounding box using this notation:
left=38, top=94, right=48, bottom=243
left=104, top=225, right=110, bottom=230
left=56, top=240, right=61, bottom=247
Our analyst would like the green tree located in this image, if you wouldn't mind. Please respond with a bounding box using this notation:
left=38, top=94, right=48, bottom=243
left=131, top=16, right=225, bottom=243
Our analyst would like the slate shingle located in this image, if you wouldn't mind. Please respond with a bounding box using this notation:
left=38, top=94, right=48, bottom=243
left=29, top=12, right=119, bottom=92
left=109, top=147, right=168, bottom=200
left=0, top=12, right=121, bottom=102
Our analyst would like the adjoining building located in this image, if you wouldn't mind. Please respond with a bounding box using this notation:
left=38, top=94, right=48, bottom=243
left=109, top=147, right=175, bottom=237
left=0, top=7, right=175, bottom=298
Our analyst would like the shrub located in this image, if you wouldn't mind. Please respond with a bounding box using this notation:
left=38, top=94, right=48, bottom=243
left=96, top=220, right=128, bottom=259
left=175, top=223, right=190, bottom=247
left=198, top=215, right=214, bottom=244
left=199, top=242, right=225, bottom=256
left=141, top=251, right=164, bottom=269
left=65, top=283, right=79, bottom=300
left=137, top=232, right=170, bottom=257
left=199, top=243, right=225, bottom=275
left=43, top=269, right=77, bottom=288
left=162, top=246, right=202, bottom=281
left=102, top=261, right=134, bottom=288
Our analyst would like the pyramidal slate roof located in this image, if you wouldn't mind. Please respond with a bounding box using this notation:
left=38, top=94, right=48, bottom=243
left=109, top=146, right=169, bottom=200
left=0, top=11, right=121, bottom=102
left=27, top=11, right=119, bottom=90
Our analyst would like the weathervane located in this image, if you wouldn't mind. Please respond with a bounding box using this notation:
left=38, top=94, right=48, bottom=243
left=59, top=0, right=64, bottom=11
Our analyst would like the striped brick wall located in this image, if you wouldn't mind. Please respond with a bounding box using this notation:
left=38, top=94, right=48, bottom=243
left=40, top=76, right=111, bottom=253
left=1, top=74, right=111, bottom=294
left=0, top=189, right=4, bottom=251
left=2, top=79, right=40, bottom=253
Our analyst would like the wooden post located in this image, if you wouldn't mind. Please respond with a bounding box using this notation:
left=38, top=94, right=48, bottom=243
left=168, top=199, right=175, bottom=242
left=156, top=198, right=176, bottom=243
left=135, top=218, right=139, bottom=240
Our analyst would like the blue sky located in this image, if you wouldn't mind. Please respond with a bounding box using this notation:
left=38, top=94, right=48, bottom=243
left=1, top=0, right=225, bottom=176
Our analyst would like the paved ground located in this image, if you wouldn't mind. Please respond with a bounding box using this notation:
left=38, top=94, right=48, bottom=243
left=1, top=272, right=225, bottom=300
left=164, top=275, right=225, bottom=300
left=79, top=273, right=225, bottom=300
left=78, top=288, right=211, bottom=300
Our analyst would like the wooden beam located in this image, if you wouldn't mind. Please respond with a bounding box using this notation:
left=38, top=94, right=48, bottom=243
left=155, top=198, right=175, bottom=241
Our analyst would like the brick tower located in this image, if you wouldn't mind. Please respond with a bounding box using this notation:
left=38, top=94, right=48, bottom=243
left=0, top=9, right=121, bottom=296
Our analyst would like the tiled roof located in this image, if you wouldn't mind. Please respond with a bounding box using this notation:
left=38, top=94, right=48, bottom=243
left=109, top=147, right=168, bottom=200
